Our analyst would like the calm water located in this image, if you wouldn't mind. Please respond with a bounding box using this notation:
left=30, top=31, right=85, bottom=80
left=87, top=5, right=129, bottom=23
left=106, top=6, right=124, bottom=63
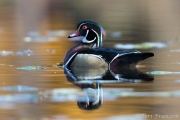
left=1, top=1, right=180, bottom=120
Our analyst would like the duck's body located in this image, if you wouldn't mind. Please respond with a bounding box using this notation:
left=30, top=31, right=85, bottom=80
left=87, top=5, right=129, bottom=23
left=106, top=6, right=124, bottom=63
left=64, top=46, right=153, bottom=69
left=63, top=20, right=154, bottom=69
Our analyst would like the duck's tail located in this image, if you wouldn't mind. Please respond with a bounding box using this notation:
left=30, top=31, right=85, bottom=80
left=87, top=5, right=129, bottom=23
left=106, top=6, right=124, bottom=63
left=110, top=52, right=154, bottom=67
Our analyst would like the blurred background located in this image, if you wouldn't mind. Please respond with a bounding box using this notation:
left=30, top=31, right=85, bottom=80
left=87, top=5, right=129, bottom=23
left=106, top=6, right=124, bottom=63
left=0, top=0, right=180, bottom=120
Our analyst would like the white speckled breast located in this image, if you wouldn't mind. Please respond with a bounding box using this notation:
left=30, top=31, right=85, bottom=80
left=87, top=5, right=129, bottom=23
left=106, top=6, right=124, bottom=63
left=70, top=54, right=108, bottom=68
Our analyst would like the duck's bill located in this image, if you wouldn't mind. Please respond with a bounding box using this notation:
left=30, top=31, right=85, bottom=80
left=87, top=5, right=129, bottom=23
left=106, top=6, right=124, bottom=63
left=68, top=31, right=83, bottom=41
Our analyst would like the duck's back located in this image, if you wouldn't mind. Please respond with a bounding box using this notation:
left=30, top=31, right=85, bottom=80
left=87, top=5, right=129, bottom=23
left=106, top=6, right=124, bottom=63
left=79, top=48, right=141, bottom=62
left=66, top=47, right=153, bottom=68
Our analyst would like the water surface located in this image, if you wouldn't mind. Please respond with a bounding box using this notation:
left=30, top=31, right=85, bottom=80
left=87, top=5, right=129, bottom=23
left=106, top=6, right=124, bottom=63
left=1, top=1, right=180, bottom=120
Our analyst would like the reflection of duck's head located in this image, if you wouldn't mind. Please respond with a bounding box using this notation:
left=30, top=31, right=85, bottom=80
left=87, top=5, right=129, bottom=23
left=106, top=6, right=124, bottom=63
left=77, top=83, right=103, bottom=110
left=68, top=20, right=105, bottom=47
left=77, top=100, right=102, bottom=110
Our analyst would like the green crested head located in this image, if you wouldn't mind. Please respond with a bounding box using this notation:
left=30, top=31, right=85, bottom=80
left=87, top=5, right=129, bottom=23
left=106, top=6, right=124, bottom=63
left=68, top=20, right=105, bottom=47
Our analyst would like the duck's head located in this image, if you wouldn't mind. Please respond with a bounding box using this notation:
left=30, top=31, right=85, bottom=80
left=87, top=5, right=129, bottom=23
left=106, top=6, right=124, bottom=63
left=68, top=20, right=105, bottom=47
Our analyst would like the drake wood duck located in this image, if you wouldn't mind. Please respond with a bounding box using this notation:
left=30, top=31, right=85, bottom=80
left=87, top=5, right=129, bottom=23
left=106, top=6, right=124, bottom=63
left=63, top=20, right=154, bottom=69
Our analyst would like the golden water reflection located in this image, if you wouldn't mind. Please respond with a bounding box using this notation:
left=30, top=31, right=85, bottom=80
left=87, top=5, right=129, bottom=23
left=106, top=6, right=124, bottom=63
left=0, top=0, right=180, bottom=120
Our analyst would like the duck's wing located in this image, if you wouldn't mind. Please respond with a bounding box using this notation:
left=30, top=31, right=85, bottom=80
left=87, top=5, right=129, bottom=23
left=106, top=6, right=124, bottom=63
left=77, top=48, right=141, bottom=63
left=78, top=47, right=154, bottom=65
left=113, top=52, right=154, bottom=66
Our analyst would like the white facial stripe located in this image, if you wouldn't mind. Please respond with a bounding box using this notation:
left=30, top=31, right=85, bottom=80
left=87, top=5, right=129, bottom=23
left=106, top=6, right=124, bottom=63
left=82, top=29, right=98, bottom=43
left=82, top=29, right=96, bottom=43
left=78, top=23, right=101, bottom=46
left=82, top=37, right=96, bottom=43
left=91, top=29, right=99, bottom=46
left=85, top=29, right=89, bottom=37
left=78, top=23, right=86, bottom=30
left=91, top=29, right=98, bottom=36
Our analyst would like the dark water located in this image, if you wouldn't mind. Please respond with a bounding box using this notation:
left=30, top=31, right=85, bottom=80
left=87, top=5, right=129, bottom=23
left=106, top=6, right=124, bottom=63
left=1, top=1, right=180, bottom=120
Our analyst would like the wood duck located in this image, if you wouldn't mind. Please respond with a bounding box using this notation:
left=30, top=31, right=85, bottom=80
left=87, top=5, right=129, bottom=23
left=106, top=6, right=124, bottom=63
left=63, top=20, right=154, bottom=69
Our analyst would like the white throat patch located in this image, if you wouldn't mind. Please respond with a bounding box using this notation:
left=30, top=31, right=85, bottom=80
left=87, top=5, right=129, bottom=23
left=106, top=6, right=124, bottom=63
left=82, top=29, right=97, bottom=43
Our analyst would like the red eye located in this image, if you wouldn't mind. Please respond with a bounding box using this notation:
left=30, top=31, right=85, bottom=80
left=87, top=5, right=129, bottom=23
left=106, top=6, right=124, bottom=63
left=82, top=25, right=87, bottom=30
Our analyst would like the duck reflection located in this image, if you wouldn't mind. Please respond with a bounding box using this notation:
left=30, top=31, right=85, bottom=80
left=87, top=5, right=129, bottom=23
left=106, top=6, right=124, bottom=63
left=76, top=83, right=103, bottom=110
left=64, top=66, right=154, bottom=83
left=64, top=67, right=153, bottom=110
